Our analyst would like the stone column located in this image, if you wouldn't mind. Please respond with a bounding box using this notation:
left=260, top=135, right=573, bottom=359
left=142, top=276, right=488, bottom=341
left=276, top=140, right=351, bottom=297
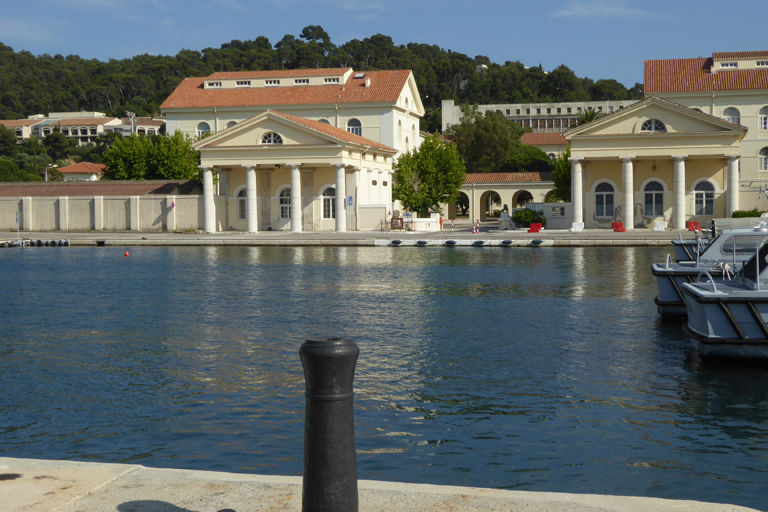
left=386, top=170, right=394, bottom=212
left=290, top=164, right=302, bottom=233
left=202, top=166, right=216, bottom=233
left=22, top=197, right=32, bottom=231
left=58, top=196, right=69, bottom=232
left=378, top=169, right=386, bottom=205
left=570, top=158, right=583, bottom=225
left=335, top=163, right=347, bottom=232
left=129, top=196, right=140, bottom=231
left=673, top=156, right=687, bottom=230
left=621, top=157, right=634, bottom=230
left=726, top=156, right=740, bottom=217
left=245, top=165, right=258, bottom=233
left=94, top=196, right=104, bottom=231
left=166, top=196, right=176, bottom=232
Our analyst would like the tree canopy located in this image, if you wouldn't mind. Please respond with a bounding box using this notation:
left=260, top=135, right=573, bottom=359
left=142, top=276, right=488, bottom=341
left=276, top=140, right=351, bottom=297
left=0, top=29, right=643, bottom=133
left=101, top=131, right=200, bottom=180
left=392, top=133, right=466, bottom=215
left=550, top=146, right=572, bottom=202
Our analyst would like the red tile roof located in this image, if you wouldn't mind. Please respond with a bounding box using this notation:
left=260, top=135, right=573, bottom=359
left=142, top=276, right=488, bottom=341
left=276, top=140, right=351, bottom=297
left=0, top=119, right=44, bottom=127
left=59, top=162, right=106, bottom=174
left=713, top=51, right=768, bottom=60
left=160, top=70, right=412, bottom=110
left=464, top=172, right=553, bottom=184
left=0, top=180, right=200, bottom=197
left=520, top=132, right=567, bottom=146
left=267, top=110, right=396, bottom=152
left=207, top=68, right=352, bottom=80
left=645, top=57, right=768, bottom=93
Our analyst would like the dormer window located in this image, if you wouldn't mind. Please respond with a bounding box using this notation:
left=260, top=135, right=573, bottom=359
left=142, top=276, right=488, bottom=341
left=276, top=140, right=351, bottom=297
left=265, top=80, right=280, bottom=86
left=295, top=79, right=309, bottom=85
left=207, top=82, right=222, bottom=88
left=324, top=77, right=340, bottom=84
left=758, top=61, right=768, bottom=67
left=641, top=119, right=667, bottom=133
left=236, top=81, right=251, bottom=87
left=262, top=132, right=283, bottom=144
left=721, top=62, right=738, bottom=68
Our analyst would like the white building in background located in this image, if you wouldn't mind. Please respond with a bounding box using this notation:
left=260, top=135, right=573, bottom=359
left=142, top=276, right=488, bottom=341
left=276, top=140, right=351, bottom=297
left=160, top=67, right=425, bottom=232
left=0, top=112, right=164, bottom=146
left=441, top=99, right=638, bottom=133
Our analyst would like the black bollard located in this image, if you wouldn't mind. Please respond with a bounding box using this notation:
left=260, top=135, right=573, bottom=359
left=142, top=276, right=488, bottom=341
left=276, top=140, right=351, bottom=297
left=300, top=337, right=359, bottom=512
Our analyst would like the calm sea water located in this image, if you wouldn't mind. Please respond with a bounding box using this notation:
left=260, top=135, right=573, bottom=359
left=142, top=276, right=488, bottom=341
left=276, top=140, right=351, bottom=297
left=1, top=245, right=767, bottom=510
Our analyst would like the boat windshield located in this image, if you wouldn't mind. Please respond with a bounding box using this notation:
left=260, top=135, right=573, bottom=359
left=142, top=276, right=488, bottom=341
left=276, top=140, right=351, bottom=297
left=719, top=235, right=768, bottom=255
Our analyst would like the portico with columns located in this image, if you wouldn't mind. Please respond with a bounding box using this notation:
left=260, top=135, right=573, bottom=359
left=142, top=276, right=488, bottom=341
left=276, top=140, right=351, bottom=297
left=565, top=97, right=747, bottom=230
left=194, top=110, right=397, bottom=233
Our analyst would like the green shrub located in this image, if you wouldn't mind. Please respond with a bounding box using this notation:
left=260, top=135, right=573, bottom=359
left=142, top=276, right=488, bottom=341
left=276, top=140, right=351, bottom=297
left=512, top=209, right=545, bottom=228
left=732, top=209, right=766, bottom=218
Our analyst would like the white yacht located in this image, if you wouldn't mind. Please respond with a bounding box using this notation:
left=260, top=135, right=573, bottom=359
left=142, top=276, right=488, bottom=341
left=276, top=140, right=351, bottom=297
left=681, top=241, right=768, bottom=358
left=652, top=227, right=768, bottom=316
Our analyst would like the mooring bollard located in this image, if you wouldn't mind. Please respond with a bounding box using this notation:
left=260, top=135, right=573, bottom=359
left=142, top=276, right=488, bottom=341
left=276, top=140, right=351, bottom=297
left=300, top=337, right=359, bottom=512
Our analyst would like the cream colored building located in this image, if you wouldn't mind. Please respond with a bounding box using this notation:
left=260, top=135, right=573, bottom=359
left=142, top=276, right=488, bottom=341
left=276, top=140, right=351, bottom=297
left=565, top=96, right=746, bottom=230
left=193, top=110, right=398, bottom=233
left=162, top=67, right=424, bottom=232
left=645, top=51, right=768, bottom=210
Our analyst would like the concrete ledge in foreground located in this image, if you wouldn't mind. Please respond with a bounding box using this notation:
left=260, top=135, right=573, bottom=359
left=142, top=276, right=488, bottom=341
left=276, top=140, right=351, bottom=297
left=0, top=457, right=757, bottom=512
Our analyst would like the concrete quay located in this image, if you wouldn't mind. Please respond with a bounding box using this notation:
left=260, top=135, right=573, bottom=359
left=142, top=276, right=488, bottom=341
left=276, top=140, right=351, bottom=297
left=1, top=457, right=757, bottom=512
left=0, top=226, right=699, bottom=248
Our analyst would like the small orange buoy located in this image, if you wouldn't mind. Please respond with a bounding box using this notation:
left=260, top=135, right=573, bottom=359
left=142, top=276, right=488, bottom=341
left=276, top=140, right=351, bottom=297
left=124, top=251, right=129, bottom=257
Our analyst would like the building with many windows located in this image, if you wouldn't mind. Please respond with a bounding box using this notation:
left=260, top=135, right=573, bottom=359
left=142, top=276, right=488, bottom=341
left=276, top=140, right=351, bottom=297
left=161, top=67, right=424, bottom=232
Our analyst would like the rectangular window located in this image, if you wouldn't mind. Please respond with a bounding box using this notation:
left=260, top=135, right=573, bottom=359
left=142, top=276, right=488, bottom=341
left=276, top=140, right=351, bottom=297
left=546, top=108, right=551, bottom=114
left=324, top=77, right=340, bottom=84
left=645, top=193, right=663, bottom=216
left=721, top=62, right=738, bottom=68
left=236, top=80, right=251, bottom=86
left=506, top=109, right=510, bottom=115
left=577, top=107, right=582, bottom=112
left=760, top=115, right=768, bottom=131
left=557, top=108, right=561, bottom=114
left=758, top=61, right=768, bottom=67
left=526, top=108, right=530, bottom=114
left=265, top=80, right=280, bottom=86
left=567, top=107, right=572, bottom=113
left=609, top=106, right=614, bottom=112
left=598, top=107, right=603, bottom=112
left=207, top=82, right=222, bottom=88
left=695, top=193, right=714, bottom=215
left=295, top=79, right=310, bottom=84
left=596, top=196, right=605, bottom=217
left=536, top=108, right=541, bottom=114
left=516, top=109, right=520, bottom=115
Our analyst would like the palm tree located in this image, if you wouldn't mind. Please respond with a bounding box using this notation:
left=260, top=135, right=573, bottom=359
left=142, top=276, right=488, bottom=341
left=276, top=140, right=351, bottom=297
left=576, top=107, right=601, bottom=126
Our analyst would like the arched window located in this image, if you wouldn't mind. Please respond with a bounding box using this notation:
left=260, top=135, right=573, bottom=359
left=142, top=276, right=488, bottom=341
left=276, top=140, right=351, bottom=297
left=405, top=97, right=409, bottom=109
left=722, top=107, right=740, bottom=124
left=318, top=119, right=330, bottom=125
left=644, top=181, right=664, bottom=216
left=196, top=122, right=211, bottom=137
left=759, top=147, right=768, bottom=172
left=641, top=119, right=666, bottom=133
left=412, top=124, right=416, bottom=143
left=595, top=182, right=614, bottom=217
left=237, top=188, right=247, bottom=220
left=760, top=107, right=768, bottom=131
left=398, top=120, right=402, bottom=142
left=226, top=121, right=237, bottom=129
left=694, top=181, right=715, bottom=216
left=405, top=136, right=410, bottom=152
left=322, top=187, right=336, bottom=219
left=347, top=119, right=362, bottom=136
left=262, top=132, right=283, bottom=144
left=279, top=189, right=291, bottom=219
left=548, top=153, right=557, bottom=163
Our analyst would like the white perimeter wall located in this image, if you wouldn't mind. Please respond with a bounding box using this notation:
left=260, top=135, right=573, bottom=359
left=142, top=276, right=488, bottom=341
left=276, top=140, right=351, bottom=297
left=0, top=196, right=202, bottom=232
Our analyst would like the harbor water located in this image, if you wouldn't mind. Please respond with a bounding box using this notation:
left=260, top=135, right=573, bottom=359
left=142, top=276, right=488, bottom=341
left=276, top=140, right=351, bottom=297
left=1, top=246, right=767, bottom=510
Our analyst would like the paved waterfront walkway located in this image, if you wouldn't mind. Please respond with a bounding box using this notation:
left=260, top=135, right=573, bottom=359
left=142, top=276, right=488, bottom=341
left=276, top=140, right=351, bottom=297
left=1, top=457, right=757, bottom=512
left=1, top=225, right=701, bottom=248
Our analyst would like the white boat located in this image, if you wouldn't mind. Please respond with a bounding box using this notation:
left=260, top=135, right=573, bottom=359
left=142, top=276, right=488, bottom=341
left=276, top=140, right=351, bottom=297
left=652, top=226, right=768, bottom=316
left=681, top=242, right=768, bottom=358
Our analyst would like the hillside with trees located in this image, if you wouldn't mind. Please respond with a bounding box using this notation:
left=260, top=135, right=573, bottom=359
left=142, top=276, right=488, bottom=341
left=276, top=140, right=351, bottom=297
left=0, top=26, right=643, bottom=133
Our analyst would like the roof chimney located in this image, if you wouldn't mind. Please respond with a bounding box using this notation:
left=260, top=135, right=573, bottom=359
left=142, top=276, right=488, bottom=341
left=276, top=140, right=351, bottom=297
left=365, top=77, right=371, bottom=88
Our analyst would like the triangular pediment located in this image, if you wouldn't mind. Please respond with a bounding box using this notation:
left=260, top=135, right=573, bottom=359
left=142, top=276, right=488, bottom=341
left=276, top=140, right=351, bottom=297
left=564, top=96, right=748, bottom=139
left=193, top=111, right=345, bottom=150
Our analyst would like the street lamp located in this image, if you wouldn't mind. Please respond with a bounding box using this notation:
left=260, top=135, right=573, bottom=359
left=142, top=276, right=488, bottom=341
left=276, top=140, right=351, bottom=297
left=45, top=164, right=57, bottom=182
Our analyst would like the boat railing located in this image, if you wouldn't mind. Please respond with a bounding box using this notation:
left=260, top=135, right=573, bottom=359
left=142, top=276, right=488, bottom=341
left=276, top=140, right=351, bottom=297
left=665, top=254, right=671, bottom=269
left=695, top=271, right=719, bottom=293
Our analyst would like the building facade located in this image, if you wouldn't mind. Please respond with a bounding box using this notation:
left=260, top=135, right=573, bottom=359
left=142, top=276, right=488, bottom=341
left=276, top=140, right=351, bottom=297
left=162, top=67, right=424, bottom=232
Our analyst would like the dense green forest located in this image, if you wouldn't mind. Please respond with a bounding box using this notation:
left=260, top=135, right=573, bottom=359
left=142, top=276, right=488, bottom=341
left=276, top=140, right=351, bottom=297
left=0, top=25, right=643, bottom=132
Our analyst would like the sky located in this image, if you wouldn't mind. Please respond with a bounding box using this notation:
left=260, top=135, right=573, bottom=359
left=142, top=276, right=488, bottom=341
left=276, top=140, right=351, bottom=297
left=2, top=0, right=767, bottom=88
